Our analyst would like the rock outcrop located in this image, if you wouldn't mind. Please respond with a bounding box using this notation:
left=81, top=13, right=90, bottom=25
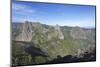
left=70, top=26, right=87, bottom=39
left=54, top=24, right=64, bottom=40
left=12, top=21, right=96, bottom=64
left=15, top=21, right=34, bottom=42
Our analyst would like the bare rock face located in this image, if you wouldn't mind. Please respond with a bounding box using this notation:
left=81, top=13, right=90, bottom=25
left=70, top=26, right=87, bottom=39
left=15, top=21, right=34, bottom=42
left=54, top=24, right=64, bottom=40
left=70, top=26, right=95, bottom=56
left=12, top=21, right=96, bottom=59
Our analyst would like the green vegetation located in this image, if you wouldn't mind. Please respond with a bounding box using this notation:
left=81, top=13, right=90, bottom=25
left=12, top=22, right=95, bottom=65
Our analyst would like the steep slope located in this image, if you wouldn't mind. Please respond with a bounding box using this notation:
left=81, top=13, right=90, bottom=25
left=12, top=21, right=96, bottom=65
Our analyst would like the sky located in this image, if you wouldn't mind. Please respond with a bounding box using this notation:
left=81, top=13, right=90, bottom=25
left=12, top=1, right=96, bottom=28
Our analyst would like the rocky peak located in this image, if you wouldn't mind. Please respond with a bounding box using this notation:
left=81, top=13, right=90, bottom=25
left=54, top=24, right=64, bottom=39
left=15, top=21, right=34, bottom=42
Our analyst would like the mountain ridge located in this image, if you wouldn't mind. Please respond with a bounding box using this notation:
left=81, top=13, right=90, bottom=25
left=12, top=21, right=96, bottom=65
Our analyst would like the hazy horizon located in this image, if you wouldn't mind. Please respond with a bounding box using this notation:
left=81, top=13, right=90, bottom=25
left=12, top=1, right=96, bottom=28
left=12, top=21, right=95, bottom=29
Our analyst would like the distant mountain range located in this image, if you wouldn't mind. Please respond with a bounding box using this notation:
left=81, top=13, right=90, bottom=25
left=12, top=21, right=96, bottom=66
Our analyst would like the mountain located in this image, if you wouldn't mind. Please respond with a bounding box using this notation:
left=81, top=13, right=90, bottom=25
left=12, top=21, right=96, bottom=66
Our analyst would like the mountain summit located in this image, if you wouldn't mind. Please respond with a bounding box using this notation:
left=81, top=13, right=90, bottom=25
left=12, top=21, right=96, bottom=65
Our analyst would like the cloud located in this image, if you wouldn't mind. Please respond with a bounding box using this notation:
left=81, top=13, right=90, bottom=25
left=12, top=3, right=26, bottom=10
left=12, top=3, right=37, bottom=15
left=12, top=2, right=37, bottom=22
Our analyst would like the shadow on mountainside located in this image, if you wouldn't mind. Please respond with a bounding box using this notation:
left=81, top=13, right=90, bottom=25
left=44, top=49, right=96, bottom=64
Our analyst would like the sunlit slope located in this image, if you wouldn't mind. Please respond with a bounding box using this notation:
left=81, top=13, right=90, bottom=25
left=12, top=21, right=95, bottom=65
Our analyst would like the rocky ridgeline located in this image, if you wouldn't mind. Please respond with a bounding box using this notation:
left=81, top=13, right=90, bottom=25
left=15, top=21, right=34, bottom=42
left=13, top=21, right=65, bottom=42
left=12, top=21, right=95, bottom=59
